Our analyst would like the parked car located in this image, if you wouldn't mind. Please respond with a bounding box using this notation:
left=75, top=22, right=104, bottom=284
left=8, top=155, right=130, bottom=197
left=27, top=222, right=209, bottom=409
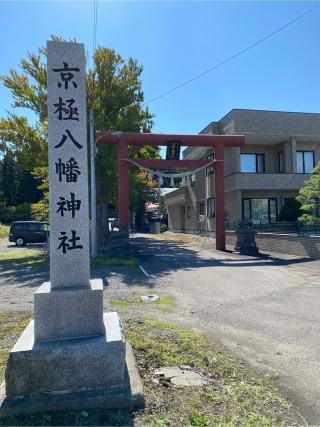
left=9, top=221, right=49, bottom=246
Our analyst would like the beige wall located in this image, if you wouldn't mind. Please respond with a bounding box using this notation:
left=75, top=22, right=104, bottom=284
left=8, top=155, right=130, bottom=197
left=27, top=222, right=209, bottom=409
left=168, top=204, right=183, bottom=230
left=225, top=190, right=241, bottom=226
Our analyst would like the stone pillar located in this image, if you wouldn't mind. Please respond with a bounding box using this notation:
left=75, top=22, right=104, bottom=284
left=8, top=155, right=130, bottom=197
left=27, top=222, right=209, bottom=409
left=34, top=41, right=104, bottom=343
left=0, top=41, right=143, bottom=417
left=284, top=140, right=292, bottom=173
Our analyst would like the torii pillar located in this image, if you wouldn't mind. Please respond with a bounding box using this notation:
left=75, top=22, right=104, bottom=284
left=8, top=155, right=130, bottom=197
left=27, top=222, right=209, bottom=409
left=117, top=141, right=129, bottom=227
left=214, top=142, right=225, bottom=250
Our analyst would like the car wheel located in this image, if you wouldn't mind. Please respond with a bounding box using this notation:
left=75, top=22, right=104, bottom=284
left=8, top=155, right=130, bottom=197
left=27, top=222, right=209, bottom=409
left=15, top=237, right=25, bottom=247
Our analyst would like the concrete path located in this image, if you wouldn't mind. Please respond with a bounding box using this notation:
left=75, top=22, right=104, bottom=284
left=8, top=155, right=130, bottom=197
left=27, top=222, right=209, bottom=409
left=130, top=234, right=320, bottom=424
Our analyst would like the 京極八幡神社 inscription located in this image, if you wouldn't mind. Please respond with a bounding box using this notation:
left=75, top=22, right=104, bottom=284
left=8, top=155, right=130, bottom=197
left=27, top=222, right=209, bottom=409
left=47, top=41, right=90, bottom=288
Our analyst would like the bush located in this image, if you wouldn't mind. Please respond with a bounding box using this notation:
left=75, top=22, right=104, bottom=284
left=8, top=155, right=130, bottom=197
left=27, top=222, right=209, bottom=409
left=278, top=198, right=301, bottom=222
left=0, top=203, right=32, bottom=224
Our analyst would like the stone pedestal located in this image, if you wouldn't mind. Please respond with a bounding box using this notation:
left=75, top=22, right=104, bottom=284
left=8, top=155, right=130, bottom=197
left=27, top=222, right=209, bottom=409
left=234, top=229, right=259, bottom=256
left=1, top=310, right=143, bottom=416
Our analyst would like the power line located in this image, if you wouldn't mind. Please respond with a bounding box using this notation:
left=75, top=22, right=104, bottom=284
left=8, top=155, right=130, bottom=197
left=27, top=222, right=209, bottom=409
left=145, top=2, right=320, bottom=105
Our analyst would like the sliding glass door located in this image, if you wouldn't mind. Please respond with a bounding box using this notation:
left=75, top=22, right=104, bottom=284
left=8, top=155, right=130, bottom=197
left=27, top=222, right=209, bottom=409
left=242, top=198, right=277, bottom=224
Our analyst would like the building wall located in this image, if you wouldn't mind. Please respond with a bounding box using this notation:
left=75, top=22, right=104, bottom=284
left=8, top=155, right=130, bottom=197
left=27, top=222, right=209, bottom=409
left=240, top=144, right=280, bottom=173
left=225, top=190, right=241, bottom=226
left=167, top=204, right=182, bottom=230
left=165, top=110, right=320, bottom=233
left=230, top=110, right=320, bottom=136
left=225, top=146, right=239, bottom=175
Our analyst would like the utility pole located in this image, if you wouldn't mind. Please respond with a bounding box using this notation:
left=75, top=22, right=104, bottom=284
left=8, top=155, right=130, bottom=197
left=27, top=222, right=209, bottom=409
left=90, top=109, right=97, bottom=257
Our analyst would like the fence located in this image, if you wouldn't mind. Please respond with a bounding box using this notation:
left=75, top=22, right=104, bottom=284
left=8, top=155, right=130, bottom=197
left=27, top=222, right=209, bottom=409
left=226, top=231, right=320, bottom=259
left=226, top=221, right=320, bottom=235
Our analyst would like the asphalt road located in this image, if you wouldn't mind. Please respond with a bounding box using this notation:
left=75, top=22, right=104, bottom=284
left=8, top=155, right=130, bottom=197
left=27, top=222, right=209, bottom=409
left=130, top=234, right=320, bottom=424
left=1, top=234, right=320, bottom=423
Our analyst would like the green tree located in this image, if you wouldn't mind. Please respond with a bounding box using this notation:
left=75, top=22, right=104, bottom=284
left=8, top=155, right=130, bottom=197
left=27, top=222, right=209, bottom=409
left=0, top=154, right=42, bottom=206
left=88, top=47, right=159, bottom=245
left=0, top=37, right=159, bottom=246
left=297, top=162, right=320, bottom=222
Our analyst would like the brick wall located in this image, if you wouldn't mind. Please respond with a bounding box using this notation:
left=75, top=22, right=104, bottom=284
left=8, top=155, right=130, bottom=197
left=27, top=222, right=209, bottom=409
left=226, top=231, right=320, bottom=259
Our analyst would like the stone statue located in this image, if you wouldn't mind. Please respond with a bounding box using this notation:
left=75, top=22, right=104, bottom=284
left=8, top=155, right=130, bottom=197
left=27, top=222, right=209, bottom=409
left=234, top=217, right=259, bottom=256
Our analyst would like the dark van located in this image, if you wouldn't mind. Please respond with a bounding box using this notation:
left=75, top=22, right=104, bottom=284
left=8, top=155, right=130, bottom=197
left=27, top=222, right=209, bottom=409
left=9, top=221, right=49, bottom=246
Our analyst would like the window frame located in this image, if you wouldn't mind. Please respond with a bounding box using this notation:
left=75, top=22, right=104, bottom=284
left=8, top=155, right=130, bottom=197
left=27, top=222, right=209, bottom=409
left=296, top=150, right=315, bottom=173
left=199, top=202, right=205, bottom=216
left=242, top=197, right=278, bottom=223
left=240, top=153, right=265, bottom=173
left=206, top=197, right=215, bottom=218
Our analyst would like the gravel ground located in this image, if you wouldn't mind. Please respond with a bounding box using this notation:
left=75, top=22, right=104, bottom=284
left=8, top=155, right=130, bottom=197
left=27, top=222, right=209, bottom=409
left=0, top=238, right=45, bottom=253
left=1, top=234, right=320, bottom=423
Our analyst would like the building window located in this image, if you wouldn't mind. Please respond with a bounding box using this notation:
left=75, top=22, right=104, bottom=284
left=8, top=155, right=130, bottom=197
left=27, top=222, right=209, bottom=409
left=240, top=154, right=265, bottom=173
left=199, top=203, right=205, bottom=215
left=206, top=197, right=215, bottom=218
left=206, top=153, right=214, bottom=176
left=296, top=151, right=315, bottom=173
left=186, top=206, right=191, bottom=218
left=242, top=198, right=277, bottom=224
left=278, top=151, right=284, bottom=173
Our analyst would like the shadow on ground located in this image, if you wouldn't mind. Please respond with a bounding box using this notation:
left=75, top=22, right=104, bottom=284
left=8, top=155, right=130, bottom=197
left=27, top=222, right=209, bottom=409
left=128, top=235, right=315, bottom=278
left=0, top=236, right=315, bottom=292
left=0, top=263, right=48, bottom=290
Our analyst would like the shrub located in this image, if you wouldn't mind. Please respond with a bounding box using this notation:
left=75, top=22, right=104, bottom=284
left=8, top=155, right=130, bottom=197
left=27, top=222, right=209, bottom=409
left=160, top=224, right=168, bottom=232
left=278, top=198, right=301, bottom=222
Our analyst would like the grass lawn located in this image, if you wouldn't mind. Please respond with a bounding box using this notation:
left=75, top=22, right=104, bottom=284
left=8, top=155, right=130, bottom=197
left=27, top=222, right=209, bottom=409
left=0, top=249, right=48, bottom=270
left=0, top=249, right=139, bottom=272
left=0, top=313, right=301, bottom=426
left=111, top=295, right=175, bottom=313
left=152, top=232, right=211, bottom=245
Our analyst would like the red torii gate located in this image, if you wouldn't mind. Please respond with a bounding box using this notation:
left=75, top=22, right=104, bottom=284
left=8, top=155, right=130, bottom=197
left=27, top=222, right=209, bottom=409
left=96, top=132, right=245, bottom=251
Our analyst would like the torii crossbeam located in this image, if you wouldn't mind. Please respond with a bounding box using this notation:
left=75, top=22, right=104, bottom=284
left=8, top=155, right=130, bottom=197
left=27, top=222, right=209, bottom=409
left=96, top=132, right=245, bottom=251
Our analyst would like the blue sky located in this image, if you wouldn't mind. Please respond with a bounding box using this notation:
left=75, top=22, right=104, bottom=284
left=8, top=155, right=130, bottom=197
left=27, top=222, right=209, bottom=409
left=1, top=1, right=319, bottom=157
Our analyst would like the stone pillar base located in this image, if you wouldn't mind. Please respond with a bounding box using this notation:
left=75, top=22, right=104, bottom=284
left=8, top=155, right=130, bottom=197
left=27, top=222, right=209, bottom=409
left=0, top=343, right=143, bottom=417
left=34, top=279, right=105, bottom=342
left=4, top=312, right=126, bottom=398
